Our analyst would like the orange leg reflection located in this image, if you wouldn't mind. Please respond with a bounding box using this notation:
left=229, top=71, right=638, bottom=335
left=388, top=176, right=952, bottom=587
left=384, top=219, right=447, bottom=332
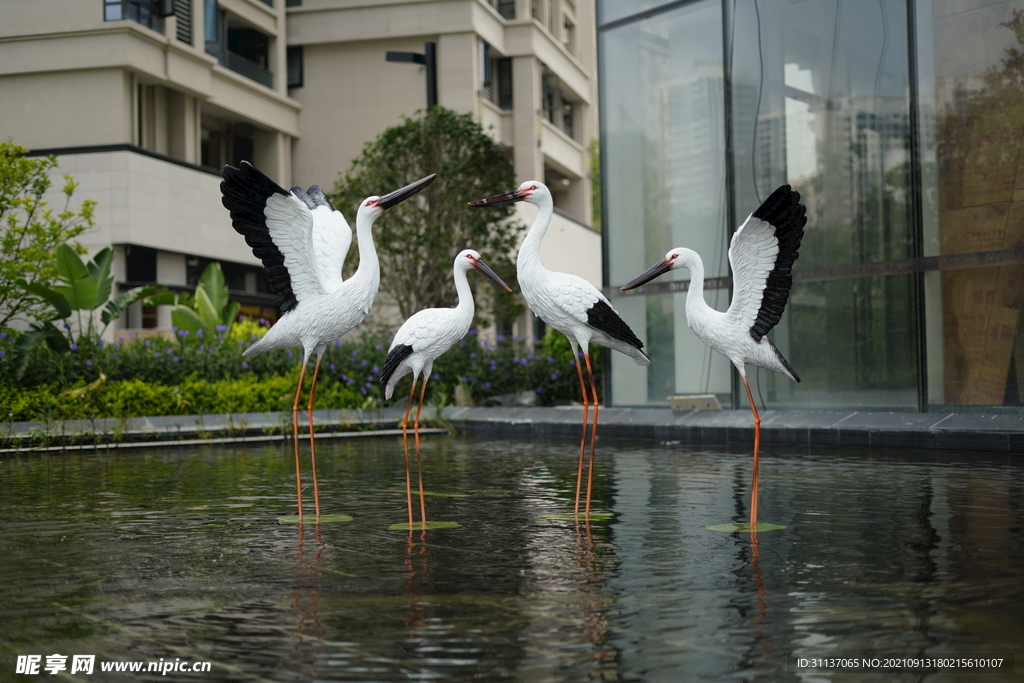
left=291, top=522, right=325, bottom=679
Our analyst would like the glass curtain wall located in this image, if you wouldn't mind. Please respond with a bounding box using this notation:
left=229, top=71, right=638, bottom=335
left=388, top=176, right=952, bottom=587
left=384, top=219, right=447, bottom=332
left=602, top=0, right=733, bottom=405
left=730, top=0, right=918, bottom=409
left=917, top=0, right=1024, bottom=408
left=600, top=0, right=1024, bottom=411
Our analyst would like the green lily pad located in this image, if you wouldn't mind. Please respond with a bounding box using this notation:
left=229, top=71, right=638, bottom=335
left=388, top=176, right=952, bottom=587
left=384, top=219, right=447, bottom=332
left=277, top=514, right=354, bottom=524
left=537, top=512, right=615, bottom=522
left=388, top=521, right=461, bottom=530
left=705, top=522, right=787, bottom=533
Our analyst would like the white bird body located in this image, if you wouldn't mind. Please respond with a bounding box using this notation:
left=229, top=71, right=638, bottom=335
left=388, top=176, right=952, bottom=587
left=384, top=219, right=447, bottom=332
left=242, top=199, right=380, bottom=359
left=673, top=246, right=797, bottom=382
left=382, top=250, right=511, bottom=399
left=220, top=161, right=435, bottom=520
left=503, top=182, right=651, bottom=366
left=469, top=180, right=649, bottom=519
left=621, top=184, right=806, bottom=531
left=380, top=249, right=512, bottom=528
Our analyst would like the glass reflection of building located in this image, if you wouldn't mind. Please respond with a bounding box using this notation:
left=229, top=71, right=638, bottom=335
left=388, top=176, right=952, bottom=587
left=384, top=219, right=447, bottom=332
left=599, top=0, right=1024, bottom=412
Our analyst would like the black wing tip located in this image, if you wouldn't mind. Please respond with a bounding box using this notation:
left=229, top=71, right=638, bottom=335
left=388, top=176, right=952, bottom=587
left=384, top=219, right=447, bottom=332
left=586, top=299, right=645, bottom=352
left=306, top=185, right=336, bottom=211
left=381, top=344, right=414, bottom=390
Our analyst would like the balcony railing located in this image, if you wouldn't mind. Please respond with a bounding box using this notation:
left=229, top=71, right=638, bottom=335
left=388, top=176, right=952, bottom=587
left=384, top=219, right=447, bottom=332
left=223, top=51, right=274, bottom=88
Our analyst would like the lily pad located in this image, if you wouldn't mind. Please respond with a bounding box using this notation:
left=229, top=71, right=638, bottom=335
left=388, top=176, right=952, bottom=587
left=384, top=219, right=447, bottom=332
left=705, top=522, right=787, bottom=533
left=388, top=521, right=461, bottom=530
left=537, top=512, right=615, bottom=522
left=277, top=514, right=354, bottom=524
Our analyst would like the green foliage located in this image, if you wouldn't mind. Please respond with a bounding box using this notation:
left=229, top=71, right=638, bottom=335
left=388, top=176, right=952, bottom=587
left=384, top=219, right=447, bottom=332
left=0, top=142, right=95, bottom=327
left=332, top=107, right=524, bottom=322
left=165, top=262, right=240, bottom=336
left=0, top=325, right=599, bottom=419
left=12, top=245, right=165, bottom=377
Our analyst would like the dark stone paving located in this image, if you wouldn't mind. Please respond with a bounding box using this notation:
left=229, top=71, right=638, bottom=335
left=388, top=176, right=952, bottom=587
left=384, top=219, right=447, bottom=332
left=3, top=406, right=1021, bottom=454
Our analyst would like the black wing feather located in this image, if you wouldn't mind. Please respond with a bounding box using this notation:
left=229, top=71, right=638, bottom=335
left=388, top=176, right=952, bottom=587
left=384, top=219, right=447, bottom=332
left=306, top=185, right=336, bottom=211
left=381, top=344, right=414, bottom=390
left=220, top=162, right=299, bottom=313
left=749, top=184, right=806, bottom=342
left=586, top=299, right=645, bottom=351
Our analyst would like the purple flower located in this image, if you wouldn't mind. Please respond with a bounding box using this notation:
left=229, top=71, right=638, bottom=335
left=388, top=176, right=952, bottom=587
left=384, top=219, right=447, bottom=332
left=118, top=336, right=124, bottom=342
left=110, top=353, right=116, bottom=359
left=460, top=339, right=467, bottom=345
left=172, top=356, right=179, bottom=362
left=329, top=363, right=336, bottom=370
left=286, top=350, right=293, bottom=358
left=196, top=329, right=204, bottom=339
left=178, top=330, right=189, bottom=337
left=0, top=351, right=5, bottom=358
left=376, top=343, right=383, bottom=350
left=432, top=373, right=440, bottom=380
left=469, top=352, right=476, bottom=358
left=216, top=324, right=227, bottom=332
left=371, top=365, right=379, bottom=374
left=361, top=359, right=368, bottom=367
left=173, top=387, right=179, bottom=393
left=144, top=340, right=151, bottom=346
left=468, top=375, right=476, bottom=381
left=490, top=361, right=498, bottom=371
left=536, top=387, right=542, bottom=393
left=469, top=329, right=478, bottom=335
left=484, top=382, right=491, bottom=389
left=547, top=356, right=555, bottom=363
left=154, top=352, right=161, bottom=358
left=241, top=362, right=249, bottom=369
left=333, top=339, right=341, bottom=348
left=341, top=374, right=348, bottom=381
left=551, top=373, right=559, bottom=380
left=97, top=338, right=104, bottom=346
left=166, top=348, right=173, bottom=354
left=114, top=343, right=120, bottom=349
left=360, top=386, right=368, bottom=395
left=570, top=359, right=577, bottom=367
left=63, top=323, right=71, bottom=330
left=70, top=344, right=78, bottom=350
left=85, top=360, right=92, bottom=366
left=0, top=333, right=6, bottom=339
left=198, top=345, right=204, bottom=351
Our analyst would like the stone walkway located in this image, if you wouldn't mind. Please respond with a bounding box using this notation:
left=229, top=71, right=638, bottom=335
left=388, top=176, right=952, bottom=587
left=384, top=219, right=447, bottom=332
left=2, top=405, right=1022, bottom=453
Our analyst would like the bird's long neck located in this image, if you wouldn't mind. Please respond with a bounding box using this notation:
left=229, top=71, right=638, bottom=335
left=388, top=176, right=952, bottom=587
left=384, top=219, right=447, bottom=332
left=516, top=196, right=554, bottom=280
left=452, top=266, right=475, bottom=329
left=350, top=210, right=380, bottom=297
left=682, top=252, right=708, bottom=320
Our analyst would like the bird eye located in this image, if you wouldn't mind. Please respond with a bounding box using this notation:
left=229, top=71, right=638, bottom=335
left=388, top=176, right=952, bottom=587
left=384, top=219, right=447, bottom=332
left=365, top=200, right=373, bottom=206
left=530, top=184, right=537, bottom=190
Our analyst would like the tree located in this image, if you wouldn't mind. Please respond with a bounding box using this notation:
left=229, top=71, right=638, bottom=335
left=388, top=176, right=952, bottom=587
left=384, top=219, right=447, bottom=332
left=0, top=141, right=96, bottom=328
left=332, top=107, right=524, bottom=323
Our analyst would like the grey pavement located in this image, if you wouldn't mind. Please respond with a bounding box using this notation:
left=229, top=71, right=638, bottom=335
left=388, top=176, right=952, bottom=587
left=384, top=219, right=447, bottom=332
left=2, top=405, right=1022, bottom=454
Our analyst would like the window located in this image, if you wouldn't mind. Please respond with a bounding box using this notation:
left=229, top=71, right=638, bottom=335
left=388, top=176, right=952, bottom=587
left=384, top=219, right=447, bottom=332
left=541, top=65, right=575, bottom=138
left=104, top=0, right=164, bottom=32
left=481, top=42, right=513, bottom=110
left=205, top=2, right=273, bottom=88
left=287, top=46, right=303, bottom=88
left=488, top=0, right=515, bottom=19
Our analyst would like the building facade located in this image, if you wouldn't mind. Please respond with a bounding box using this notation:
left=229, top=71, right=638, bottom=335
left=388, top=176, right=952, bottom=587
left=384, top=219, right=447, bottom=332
left=598, top=0, right=1024, bottom=412
left=0, top=0, right=600, bottom=339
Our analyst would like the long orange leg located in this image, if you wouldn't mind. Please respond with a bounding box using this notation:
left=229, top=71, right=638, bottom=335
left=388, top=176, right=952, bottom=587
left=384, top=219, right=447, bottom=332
left=413, top=377, right=429, bottom=527
left=306, top=355, right=323, bottom=518
left=573, top=351, right=589, bottom=518
left=741, top=375, right=761, bottom=530
left=583, top=352, right=599, bottom=519
left=292, top=359, right=309, bottom=521
left=401, top=380, right=417, bottom=529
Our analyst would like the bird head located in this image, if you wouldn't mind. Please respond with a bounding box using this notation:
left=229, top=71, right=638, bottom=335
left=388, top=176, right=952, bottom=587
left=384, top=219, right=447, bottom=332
left=620, top=247, right=695, bottom=291
left=456, top=249, right=513, bottom=292
left=468, top=180, right=548, bottom=208
left=357, top=173, right=437, bottom=221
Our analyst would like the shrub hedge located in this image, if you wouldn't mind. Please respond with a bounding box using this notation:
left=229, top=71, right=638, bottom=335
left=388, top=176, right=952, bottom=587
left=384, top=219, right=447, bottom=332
left=0, top=323, right=601, bottom=421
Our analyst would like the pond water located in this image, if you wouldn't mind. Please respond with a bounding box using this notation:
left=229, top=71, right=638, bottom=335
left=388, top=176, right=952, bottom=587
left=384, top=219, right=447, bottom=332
left=1, top=435, right=1021, bottom=682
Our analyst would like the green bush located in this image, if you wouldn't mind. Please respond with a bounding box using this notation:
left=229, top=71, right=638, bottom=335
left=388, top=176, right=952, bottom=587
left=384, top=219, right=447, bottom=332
left=0, top=323, right=599, bottom=420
